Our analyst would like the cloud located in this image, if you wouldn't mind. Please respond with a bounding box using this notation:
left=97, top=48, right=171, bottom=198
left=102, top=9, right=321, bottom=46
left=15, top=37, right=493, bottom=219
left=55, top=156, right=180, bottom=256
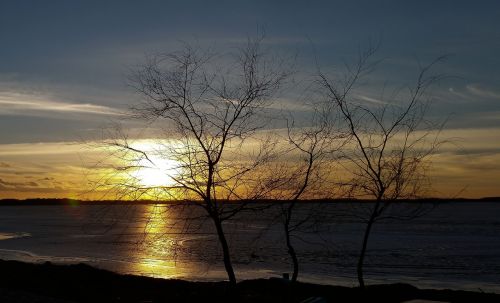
left=0, top=92, right=124, bottom=117
left=357, top=95, right=388, bottom=105
left=0, top=178, right=17, bottom=187
left=466, top=84, right=500, bottom=99
left=38, top=177, right=55, bottom=181
left=0, top=178, right=39, bottom=188
left=447, top=87, right=470, bottom=100
left=0, top=182, right=61, bottom=194
left=0, top=142, right=86, bottom=156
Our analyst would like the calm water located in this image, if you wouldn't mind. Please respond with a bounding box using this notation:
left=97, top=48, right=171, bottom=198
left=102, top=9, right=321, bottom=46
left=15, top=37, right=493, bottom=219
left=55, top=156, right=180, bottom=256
left=0, top=202, right=499, bottom=293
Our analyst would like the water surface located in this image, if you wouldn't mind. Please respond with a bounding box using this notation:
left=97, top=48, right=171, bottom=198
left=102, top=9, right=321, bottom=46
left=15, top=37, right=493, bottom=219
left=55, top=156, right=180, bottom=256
left=0, top=202, right=499, bottom=293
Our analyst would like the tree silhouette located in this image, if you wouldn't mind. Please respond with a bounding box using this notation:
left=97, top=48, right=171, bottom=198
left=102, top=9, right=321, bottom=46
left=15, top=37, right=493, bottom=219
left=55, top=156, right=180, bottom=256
left=274, top=104, right=346, bottom=282
left=103, top=37, right=289, bottom=285
left=318, top=46, right=445, bottom=288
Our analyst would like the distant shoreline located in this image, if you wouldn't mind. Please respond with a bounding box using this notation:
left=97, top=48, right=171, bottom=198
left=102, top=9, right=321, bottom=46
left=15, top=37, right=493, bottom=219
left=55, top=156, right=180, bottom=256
left=0, top=197, right=499, bottom=206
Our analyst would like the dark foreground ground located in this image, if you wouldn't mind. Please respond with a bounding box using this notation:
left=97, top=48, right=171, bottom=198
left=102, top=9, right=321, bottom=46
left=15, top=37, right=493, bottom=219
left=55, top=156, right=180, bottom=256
left=0, top=260, right=498, bottom=303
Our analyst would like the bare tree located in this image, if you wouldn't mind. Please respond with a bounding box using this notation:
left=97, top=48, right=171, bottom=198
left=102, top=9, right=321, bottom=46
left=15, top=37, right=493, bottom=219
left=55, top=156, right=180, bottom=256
left=270, top=104, right=346, bottom=282
left=318, top=47, right=445, bottom=288
left=97, top=37, right=289, bottom=285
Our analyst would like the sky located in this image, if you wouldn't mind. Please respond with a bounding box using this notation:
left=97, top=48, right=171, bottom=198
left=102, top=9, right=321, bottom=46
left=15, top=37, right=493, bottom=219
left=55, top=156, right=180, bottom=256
left=1, top=0, right=500, bottom=199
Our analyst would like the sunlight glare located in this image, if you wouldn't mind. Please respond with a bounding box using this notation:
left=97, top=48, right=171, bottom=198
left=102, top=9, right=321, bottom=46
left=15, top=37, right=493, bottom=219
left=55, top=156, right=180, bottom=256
left=134, top=153, right=179, bottom=188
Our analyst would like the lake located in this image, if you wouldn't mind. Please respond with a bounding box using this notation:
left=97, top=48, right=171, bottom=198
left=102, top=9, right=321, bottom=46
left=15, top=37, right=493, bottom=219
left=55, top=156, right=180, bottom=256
left=0, top=202, right=499, bottom=293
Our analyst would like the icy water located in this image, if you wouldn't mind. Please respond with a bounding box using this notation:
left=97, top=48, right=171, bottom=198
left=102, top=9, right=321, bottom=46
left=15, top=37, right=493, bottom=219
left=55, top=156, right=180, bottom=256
left=0, top=202, right=499, bottom=293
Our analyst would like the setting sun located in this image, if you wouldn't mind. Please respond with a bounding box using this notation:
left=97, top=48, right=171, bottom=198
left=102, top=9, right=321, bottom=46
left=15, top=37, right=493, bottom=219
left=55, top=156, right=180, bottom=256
left=134, top=155, right=179, bottom=188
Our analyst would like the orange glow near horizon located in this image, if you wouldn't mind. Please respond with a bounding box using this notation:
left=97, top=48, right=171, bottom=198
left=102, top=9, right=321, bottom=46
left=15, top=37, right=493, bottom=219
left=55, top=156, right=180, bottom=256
left=1, top=127, right=500, bottom=200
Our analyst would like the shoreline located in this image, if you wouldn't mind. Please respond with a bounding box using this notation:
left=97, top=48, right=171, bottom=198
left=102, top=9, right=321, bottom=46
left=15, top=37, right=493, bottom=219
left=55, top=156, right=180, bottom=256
left=1, top=259, right=499, bottom=302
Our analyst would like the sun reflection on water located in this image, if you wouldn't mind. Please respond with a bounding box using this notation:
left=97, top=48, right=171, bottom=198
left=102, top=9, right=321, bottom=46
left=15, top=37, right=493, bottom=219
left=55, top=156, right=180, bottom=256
left=127, top=204, right=195, bottom=279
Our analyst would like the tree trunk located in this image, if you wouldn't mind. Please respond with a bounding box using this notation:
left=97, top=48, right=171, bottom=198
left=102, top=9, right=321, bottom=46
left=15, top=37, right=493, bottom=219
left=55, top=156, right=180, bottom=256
left=357, top=215, right=374, bottom=289
left=357, top=200, right=380, bottom=289
left=213, top=217, right=237, bottom=285
left=284, top=224, right=299, bottom=282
